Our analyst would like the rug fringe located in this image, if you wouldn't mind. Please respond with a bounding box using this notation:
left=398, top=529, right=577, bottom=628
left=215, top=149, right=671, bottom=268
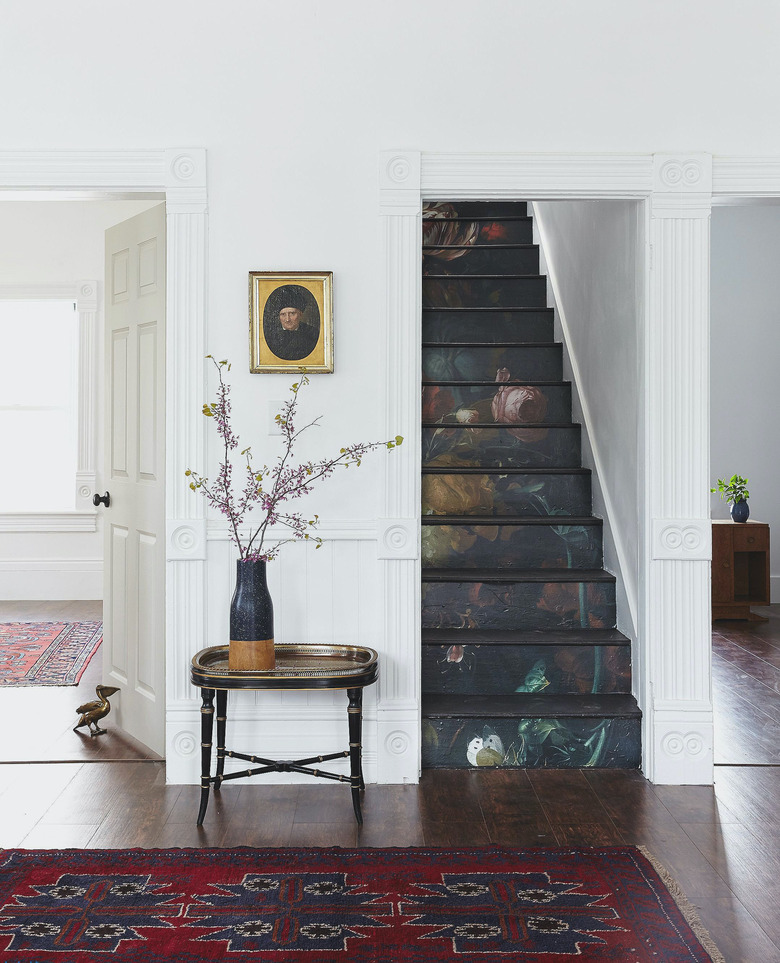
left=638, top=846, right=726, bottom=963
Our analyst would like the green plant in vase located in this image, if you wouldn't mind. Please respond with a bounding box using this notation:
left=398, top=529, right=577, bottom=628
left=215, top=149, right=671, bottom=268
left=711, top=474, right=750, bottom=523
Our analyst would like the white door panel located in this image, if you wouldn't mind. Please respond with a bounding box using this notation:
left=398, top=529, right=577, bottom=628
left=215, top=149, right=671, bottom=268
left=103, top=204, right=166, bottom=755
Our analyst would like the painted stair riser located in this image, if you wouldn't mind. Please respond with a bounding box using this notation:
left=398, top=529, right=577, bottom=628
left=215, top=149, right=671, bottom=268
left=423, top=426, right=581, bottom=470
left=422, top=472, right=593, bottom=517
left=423, top=345, right=562, bottom=383
left=423, top=277, right=547, bottom=310
left=424, top=201, right=528, bottom=218
left=423, top=217, right=534, bottom=246
left=421, top=717, right=641, bottom=769
left=424, top=246, right=539, bottom=276
left=423, top=383, right=571, bottom=425
left=423, top=311, right=554, bottom=344
left=422, top=523, right=602, bottom=570
left=421, top=579, right=616, bottom=631
left=422, top=643, right=632, bottom=695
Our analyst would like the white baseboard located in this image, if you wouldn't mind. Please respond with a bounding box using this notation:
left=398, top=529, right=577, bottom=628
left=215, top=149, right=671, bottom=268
left=0, top=558, right=102, bottom=600
left=772, top=574, right=780, bottom=604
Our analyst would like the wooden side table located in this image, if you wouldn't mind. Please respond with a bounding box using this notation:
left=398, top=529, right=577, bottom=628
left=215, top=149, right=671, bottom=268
left=712, top=520, right=770, bottom=620
left=190, top=644, right=379, bottom=826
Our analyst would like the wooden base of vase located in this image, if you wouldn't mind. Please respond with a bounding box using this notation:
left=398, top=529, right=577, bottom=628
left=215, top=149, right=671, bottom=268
left=229, top=638, right=275, bottom=671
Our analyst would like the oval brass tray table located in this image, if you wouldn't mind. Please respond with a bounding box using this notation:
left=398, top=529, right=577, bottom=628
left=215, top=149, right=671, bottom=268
left=190, top=644, right=379, bottom=826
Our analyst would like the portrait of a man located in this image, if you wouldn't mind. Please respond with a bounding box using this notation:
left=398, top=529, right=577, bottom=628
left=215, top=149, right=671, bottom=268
left=262, top=284, right=320, bottom=361
left=250, top=272, right=333, bottom=374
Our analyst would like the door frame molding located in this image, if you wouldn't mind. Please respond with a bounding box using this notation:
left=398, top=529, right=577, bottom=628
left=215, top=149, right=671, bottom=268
left=0, top=148, right=208, bottom=766
left=380, top=150, right=780, bottom=785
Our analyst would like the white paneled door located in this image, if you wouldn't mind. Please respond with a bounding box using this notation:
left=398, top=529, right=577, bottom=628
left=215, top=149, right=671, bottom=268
left=102, top=204, right=166, bottom=755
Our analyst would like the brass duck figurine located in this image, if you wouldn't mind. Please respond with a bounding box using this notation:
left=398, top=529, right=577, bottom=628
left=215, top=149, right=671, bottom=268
left=73, top=685, right=120, bottom=736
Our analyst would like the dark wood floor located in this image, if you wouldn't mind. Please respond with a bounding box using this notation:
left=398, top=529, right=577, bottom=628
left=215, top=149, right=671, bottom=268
left=1, top=603, right=780, bottom=961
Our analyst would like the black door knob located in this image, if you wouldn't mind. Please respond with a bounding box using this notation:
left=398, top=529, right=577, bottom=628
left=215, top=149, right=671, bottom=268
left=92, top=492, right=111, bottom=508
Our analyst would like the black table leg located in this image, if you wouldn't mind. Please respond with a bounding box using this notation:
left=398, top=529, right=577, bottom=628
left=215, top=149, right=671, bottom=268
left=214, top=689, right=227, bottom=792
left=347, top=687, right=364, bottom=825
left=197, top=688, right=215, bottom=826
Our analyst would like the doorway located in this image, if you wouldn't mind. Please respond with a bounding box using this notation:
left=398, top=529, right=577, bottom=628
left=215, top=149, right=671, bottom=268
left=0, top=198, right=163, bottom=763
left=710, top=200, right=780, bottom=767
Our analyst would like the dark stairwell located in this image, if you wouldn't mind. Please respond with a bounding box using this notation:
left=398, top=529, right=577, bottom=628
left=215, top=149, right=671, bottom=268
left=420, top=200, right=641, bottom=770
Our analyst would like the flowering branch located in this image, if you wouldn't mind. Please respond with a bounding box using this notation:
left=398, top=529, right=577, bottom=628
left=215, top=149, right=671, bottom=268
left=186, top=357, right=403, bottom=561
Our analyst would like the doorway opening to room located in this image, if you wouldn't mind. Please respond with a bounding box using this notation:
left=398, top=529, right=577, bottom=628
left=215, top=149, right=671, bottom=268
left=0, top=197, right=166, bottom=765
left=710, top=199, right=780, bottom=769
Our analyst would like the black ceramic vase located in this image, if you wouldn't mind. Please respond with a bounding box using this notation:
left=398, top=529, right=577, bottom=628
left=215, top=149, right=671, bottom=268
left=228, top=559, right=275, bottom=670
left=730, top=499, right=750, bottom=523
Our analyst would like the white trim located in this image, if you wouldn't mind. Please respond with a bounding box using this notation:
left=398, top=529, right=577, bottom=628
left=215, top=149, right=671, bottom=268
left=531, top=203, right=639, bottom=634
left=0, top=557, right=102, bottom=600
left=389, top=149, right=750, bottom=788
left=206, top=520, right=381, bottom=543
left=420, top=153, right=654, bottom=198
left=379, top=151, right=422, bottom=783
left=0, top=557, right=102, bottom=570
left=0, top=148, right=208, bottom=772
left=771, top=575, right=780, bottom=604
left=0, top=512, right=97, bottom=533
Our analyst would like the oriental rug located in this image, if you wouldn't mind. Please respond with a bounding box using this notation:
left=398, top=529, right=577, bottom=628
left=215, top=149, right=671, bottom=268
left=0, top=622, right=102, bottom=686
left=0, top=846, right=723, bottom=961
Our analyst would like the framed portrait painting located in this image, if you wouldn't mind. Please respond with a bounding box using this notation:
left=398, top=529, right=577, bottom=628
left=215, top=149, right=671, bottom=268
left=249, top=271, right=333, bottom=373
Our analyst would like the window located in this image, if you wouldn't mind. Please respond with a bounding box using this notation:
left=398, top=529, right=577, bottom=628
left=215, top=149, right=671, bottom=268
left=0, top=299, right=79, bottom=512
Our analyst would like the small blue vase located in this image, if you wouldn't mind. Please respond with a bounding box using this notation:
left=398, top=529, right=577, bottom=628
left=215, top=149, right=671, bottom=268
left=730, top=499, right=750, bottom=523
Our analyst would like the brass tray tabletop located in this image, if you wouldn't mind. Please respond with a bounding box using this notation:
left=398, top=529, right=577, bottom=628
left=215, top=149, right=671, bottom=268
left=191, top=643, right=379, bottom=690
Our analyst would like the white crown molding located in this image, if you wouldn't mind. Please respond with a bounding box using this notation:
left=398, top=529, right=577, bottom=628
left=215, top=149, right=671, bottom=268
left=0, top=150, right=167, bottom=190
left=713, top=156, right=780, bottom=195
left=421, top=152, right=654, bottom=198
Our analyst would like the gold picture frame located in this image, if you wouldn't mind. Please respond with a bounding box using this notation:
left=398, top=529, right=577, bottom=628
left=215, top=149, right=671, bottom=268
left=249, top=271, right=333, bottom=373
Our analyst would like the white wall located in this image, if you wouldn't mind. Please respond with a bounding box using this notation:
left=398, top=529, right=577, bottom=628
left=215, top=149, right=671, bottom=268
left=711, top=204, right=780, bottom=600
left=0, top=200, right=159, bottom=599
left=531, top=201, right=643, bottom=644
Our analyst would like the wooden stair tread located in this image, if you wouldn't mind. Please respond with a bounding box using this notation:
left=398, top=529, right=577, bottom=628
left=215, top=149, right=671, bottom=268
left=422, top=466, right=591, bottom=475
left=422, top=515, right=601, bottom=526
left=424, top=274, right=545, bottom=280
left=423, top=341, right=559, bottom=347
left=422, top=567, right=615, bottom=583
left=421, top=627, right=630, bottom=646
left=423, top=306, right=552, bottom=313
left=424, top=243, right=537, bottom=250
left=423, top=692, right=641, bottom=719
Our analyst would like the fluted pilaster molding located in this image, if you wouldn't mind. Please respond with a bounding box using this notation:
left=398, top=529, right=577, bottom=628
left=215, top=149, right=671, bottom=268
left=645, top=153, right=713, bottom=784
left=377, top=151, right=421, bottom=782
left=163, top=151, right=209, bottom=756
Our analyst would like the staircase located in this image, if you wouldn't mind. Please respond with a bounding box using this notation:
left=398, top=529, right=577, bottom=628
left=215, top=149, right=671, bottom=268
left=420, top=200, right=641, bottom=770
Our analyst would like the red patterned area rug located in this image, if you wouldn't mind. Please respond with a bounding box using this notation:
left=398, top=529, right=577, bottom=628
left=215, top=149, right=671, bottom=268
left=0, top=622, right=102, bottom=686
left=0, top=847, right=723, bottom=961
